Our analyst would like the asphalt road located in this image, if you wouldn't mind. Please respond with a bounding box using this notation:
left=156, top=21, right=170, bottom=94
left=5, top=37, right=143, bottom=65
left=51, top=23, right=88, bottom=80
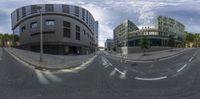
left=0, top=47, right=200, bottom=99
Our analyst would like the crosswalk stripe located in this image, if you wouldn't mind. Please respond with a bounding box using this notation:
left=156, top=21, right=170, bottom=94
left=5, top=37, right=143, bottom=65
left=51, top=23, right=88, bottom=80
left=43, top=70, right=62, bottom=82
left=34, top=70, right=49, bottom=84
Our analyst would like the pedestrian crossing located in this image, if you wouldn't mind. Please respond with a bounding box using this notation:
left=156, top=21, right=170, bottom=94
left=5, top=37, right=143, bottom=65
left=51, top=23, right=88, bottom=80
left=101, top=56, right=127, bottom=79
left=34, top=70, right=62, bottom=84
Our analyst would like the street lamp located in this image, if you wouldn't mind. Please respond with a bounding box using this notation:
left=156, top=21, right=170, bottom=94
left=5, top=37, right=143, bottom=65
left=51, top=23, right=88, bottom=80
left=36, top=6, right=43, bottom=62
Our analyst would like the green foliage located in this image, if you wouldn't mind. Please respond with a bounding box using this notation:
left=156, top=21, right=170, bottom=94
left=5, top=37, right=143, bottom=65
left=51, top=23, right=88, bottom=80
left=183, top=32, right=200, bottom=47
left=140, top=36, right=150, bottom=55
left=0, top=33, right=13, bottom=47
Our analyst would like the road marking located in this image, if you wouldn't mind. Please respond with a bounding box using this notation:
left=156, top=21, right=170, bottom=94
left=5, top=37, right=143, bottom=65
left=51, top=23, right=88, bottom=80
left=34, top=70, right=49, bottom=84
left=189, top=57, right=194, bottom=62
left=119, top=70, right=127, bottom=79
left=43, top=70, right=62, bottom=82
left=115, top=68, right=123, bottom=74
left=135, top=76, right=167, bottom=81
left=101, top=56, right=113, bottom=68
left=110, top=68, right=117, bottom=76
left=59, top=55, right=97, bottom=73
left=177, top=64, right=187, bottom=72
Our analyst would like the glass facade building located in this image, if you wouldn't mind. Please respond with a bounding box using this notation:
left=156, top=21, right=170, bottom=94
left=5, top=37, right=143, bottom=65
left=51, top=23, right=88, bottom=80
left=113, top=16, right=185, bottom=51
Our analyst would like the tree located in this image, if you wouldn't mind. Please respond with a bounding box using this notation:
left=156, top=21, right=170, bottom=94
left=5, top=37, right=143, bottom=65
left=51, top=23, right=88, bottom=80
left=140, top=36, right=150, bottom=56
left=168, top=34, right=175, bottom=50
left=0, top=33, right=13, bottom=47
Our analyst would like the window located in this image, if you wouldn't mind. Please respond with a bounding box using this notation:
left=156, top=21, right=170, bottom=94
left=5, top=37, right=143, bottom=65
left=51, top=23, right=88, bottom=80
left=62, top=5, right=69, bottom=13
left=21, top=26, right=26, bottom=33
left=86, top=11, right=89, bottom=24
left=63, top=21, right=71, bottom=38
left=76, top=25, right=80, bottom=40
left=31, top=5, right=38, bottom=14
left=16, top=9, right=20, bottom=21
left=83, top=29, right=86, bottom=35
left=30, top=22, right=38, bottom=28
left=22, top=7, right=26, bottom=17
left=63, top=21, right=70, bottom=27
left=45, top=4, right=54, bottom=12
left=82, top=9, right=85, bottom=21
left=63, top=28, right=70, bottom=38
left=45, top=20, right=55, bottom=26
left=74, top=6, right=79, bottom=17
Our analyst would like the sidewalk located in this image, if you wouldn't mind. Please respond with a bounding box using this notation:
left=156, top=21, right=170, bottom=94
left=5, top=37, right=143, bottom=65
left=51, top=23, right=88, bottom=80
left=109, top=48, right=192, bottom=61
left=5, top=48, right=95, bottom=70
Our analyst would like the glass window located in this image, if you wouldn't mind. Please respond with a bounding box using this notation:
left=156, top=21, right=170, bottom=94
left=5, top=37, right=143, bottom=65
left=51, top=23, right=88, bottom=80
left=45, top=20, right=55, bottom=26
left=75, top=6, right=79, bottom=17
left=76, top=25, right=80, bottom=40
left=82, top=8, right=85, bottom=20
left=45, top=4, right=54, bottom=12
left=31, top=5, right=38, bottom=14
left=63, top=21, right=70, bottom=28
left=86, top=11, right=89, bottom=24
left=22, top=7, right=26, bottom=17
left=76, top=25, right=80, bottom=32
left=21, top=26, right=26, bottom=32
left=62, top=5, right=69, bottom=13
left=63, top=28, right=70, bottom=38
left=16, top=9, right=20, bottom=21
left=30, top=22, right=38, bottom=28
left=83, top=29, right=86, bottom=35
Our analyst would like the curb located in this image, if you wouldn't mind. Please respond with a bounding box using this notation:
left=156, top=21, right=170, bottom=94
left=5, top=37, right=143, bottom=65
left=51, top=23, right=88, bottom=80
left=5, top=48, right=83, bottom=71
left=110, top=49, right=186, bottom=62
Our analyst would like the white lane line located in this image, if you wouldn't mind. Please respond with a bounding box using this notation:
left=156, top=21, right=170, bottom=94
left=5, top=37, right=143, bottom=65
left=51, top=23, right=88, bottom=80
left=177, top=64, right=187, bottom=72
left=34, top=70, right=49, bottom=84
left=59, top=55, right=97, bottom=73
left=135, top=76, right=167, bottom=81
left=114, top=68, right=124, bottom=74
left=189, top=57, right=194, bottom=62
left=119, top=70, right=127, bottom=79
left=43, top=70, right=62, bottom=82
left=109, top=68, right=117, bottom=76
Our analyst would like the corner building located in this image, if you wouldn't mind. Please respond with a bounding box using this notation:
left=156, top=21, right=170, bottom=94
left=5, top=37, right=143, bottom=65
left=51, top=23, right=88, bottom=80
left=11, top=4, right=98, bottom=55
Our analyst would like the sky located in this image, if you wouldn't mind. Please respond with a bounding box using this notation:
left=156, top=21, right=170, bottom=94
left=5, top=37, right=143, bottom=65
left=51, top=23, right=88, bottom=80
left=0, top=0, right=200, bottom=47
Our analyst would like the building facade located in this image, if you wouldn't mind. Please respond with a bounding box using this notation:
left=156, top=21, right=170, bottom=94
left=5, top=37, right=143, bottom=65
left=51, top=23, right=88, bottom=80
left=105, top=39, right=113, bottom=51
left=113, top=20, right=139, bottom=48
left=113, top=16, right=185, bottom=53
left=11, top=4, right=98, bottom=55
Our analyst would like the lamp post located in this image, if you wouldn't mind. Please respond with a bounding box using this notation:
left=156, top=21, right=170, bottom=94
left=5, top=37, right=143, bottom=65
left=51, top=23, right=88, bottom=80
left=36, top=6, right=43, bottom=62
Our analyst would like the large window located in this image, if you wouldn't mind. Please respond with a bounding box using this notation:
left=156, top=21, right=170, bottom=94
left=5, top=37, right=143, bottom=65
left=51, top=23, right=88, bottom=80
left=82, top=8, right=85, bottom=21
left=83, top=29, right=86, bottom=35
left=45, top=20, right=55, bottom=26
left=74, top=6, right=79, bottom=17
left=31, top=5, right=38, bottom=14
left=76, top=25, right=80, bottom=40
left=63, top=21, right=71, bottom=38
left=16, top=9, right=20, bottom=21
left=45, top=4, right=54, bottom=12
left=62, top=5, right=69, bottom=13
left=22, top=7, right=26, bottom=17
left=30, top=22, right=38, bottom=28
left=21, top=26, right=26, bottom=33
left=86, top=11, right=89, bottom=24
